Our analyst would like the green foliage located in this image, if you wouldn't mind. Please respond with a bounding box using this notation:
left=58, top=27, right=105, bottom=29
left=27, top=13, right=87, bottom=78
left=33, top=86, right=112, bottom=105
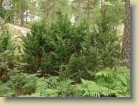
left=0, top=80, right=15, bottom=97
left=22, top=9, right=121, bottom=82
left=30, top=76, right=75, bottom=97
left=22, top=20, right=50, bottom=73
left=0, top=72, right=37, bottom=96
left=0, top=28, right=11, bottom=53
left=76, top=79, right=115, bottom=97
left=0, top=26, right=20, bottom=71
left=89, top=10, right=121, bottom=68
left=0, top=27, right=15, bottom=73
left=22, top=11, right=87, bottom=76
left=70, top=66, right=130, bottom=97
left=93, top=66, right=130, bottom=97
left=0, top=0, right=129, bottom=98
left=0, top=66, right=130, bottom=97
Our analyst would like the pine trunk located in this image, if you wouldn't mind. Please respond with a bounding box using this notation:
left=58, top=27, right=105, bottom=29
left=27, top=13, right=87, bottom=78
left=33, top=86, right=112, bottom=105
left=20, top=0, right=24, bottom=27
left=0, top=0, right=3, bottom=18
left=86, top=0, right=90, bottom=19
left=45, top=0, right=48, bottom=18
left=121, top=0, right=130, bottom=66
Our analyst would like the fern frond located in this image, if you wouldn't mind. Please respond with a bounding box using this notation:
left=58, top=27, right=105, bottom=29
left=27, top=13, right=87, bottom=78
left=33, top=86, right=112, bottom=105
left=95, top=67, right=113, bottom=78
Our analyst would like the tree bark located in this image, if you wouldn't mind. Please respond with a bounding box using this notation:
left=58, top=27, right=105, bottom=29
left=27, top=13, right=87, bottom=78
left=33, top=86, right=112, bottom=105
left=51, top=0, right=55, bottom=22
left=20, top=0, right=24, bottom=27
left=121, top=0, right=130, bottom=66
left=86, top=0, right=90, bottom=19
left=0, top=0, right=3, bottom=8
left=0, top=0, right=3, bottom=18
left=44, top=0, right=48, bottom=18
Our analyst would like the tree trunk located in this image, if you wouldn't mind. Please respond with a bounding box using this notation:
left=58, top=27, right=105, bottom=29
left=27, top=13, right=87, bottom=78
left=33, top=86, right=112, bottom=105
left=121, top=0, right=130, bottom=66
left=0, top=0, right=3, bottom=9
left=0, top=0, right=3, bottom=18
left=26, top=10, right=28, bottom=23
left=51, top=0, right=55, bottom=22
left=44, top=0, right=48, bottom=18
left=20, top=0, right=24, bottom=27
left=86, top=0, right=90, bottom=19
left=30, top=1, right=34, bottom=22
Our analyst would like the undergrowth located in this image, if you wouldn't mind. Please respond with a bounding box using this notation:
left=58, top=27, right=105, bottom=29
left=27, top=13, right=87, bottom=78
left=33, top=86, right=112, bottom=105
left=0, top=66, right=130, bottom=97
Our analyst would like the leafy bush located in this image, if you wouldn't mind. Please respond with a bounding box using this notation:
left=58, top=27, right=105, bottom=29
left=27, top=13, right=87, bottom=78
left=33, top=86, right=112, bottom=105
left=22, top=10, right=121, bottom=82
left=22, top=11, right=87, bottom=76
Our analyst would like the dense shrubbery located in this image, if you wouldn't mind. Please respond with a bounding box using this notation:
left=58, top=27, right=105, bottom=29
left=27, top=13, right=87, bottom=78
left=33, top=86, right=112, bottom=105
left=22, top=11, right=122, bottom=82
left=0, top=8, right=130, bottom=97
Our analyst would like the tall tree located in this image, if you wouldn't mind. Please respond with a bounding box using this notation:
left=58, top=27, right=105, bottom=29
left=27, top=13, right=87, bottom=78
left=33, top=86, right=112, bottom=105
left=121, top=0, right=130, bottom=66
left=0, top=0, right=3, bottom=18
left=51, top=0, right=55, bottom=22
left=0, top=0, right=3, bottom=10
left=86, top=0, right=90, bottom=19
left=20, top=0, right=24, bottom=26
left=44, top=0, right=48, bottom=18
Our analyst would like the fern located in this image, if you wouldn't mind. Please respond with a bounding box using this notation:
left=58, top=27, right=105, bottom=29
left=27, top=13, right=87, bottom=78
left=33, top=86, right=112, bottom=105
left=44, top=89, right=59, bottom=97
left=95, top=67, right=113, bottom=78
left=73, top=66, right=130, bottom=97
left=75, top=79, right=115, bottom=97
left=0, top=67, right=130, bottom=97
left=94, top=67, right=130, bottom=97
